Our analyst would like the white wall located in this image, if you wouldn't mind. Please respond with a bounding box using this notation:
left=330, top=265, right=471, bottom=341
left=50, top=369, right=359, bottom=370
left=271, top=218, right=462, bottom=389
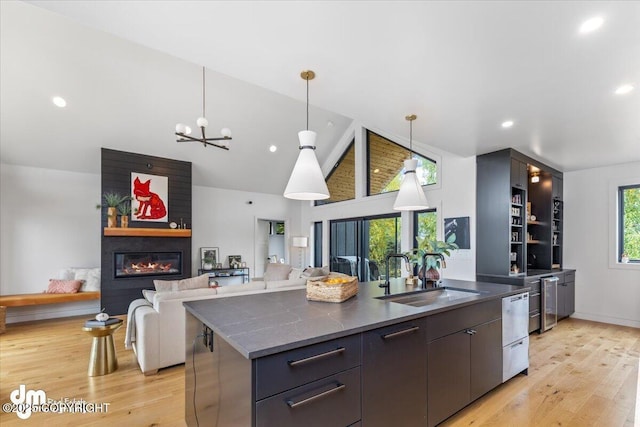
left=302, top=149, right=477, bottom=281
left=0, top=164, right=102, bottom=322
left=564, top=161, right=640, bottom=328
left=0, top=164, right=305, bottom=323
left=192, top=185, right=303, bottom=277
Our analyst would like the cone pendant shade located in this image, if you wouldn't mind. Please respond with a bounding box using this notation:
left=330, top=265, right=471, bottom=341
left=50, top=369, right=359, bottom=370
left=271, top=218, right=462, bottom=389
left=393, top=158, right=429, bottom=210
left=284, top=130, right=330, bottom=200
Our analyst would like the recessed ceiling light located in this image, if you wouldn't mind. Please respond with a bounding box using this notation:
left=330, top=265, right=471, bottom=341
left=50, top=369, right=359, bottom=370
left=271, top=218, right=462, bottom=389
left=501, top=120, right=514, bottom=128
left=269, top=144, right=277, bottom=153
left=52, top=96, right=66, bottom=108
left=615, top=84, right=635, bottom=95
left=579, top=16, right=604, bottom=34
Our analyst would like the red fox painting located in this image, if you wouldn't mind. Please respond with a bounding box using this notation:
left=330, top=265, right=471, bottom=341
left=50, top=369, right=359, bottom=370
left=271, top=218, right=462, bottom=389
left=133, top=176, right=167, bottom=220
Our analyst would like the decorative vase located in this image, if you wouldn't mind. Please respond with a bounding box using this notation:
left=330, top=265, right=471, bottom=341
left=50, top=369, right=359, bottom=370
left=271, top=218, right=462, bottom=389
left=120, top=215, right=129, bottom=228
left=107, top=207, right=117, bottom=228
left=419, top=267, right=440, bottom=283
left=203, top=262, right=213, bottom=270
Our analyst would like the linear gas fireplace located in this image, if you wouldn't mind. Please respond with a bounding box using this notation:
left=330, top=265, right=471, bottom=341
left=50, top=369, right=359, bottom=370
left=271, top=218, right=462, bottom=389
left=114, top=251, right=182, bottom=278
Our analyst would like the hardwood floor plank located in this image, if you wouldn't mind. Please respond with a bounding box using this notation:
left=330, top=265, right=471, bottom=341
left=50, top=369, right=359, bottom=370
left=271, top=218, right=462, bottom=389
left=0, top=315, right=637, bottom=426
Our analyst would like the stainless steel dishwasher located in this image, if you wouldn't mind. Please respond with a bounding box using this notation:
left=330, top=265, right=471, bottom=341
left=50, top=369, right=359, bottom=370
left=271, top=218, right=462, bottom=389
left=502, top=292, right=529, bottom=382
left=541, top=276, right=559, bottom=332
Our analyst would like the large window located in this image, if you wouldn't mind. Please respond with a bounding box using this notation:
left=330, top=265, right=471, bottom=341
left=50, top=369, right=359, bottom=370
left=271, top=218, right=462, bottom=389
left=330, top=214, right=401, bottom=281
left=619, top=184, right=640, bottom=262
left=316, top=140, right=355, bottom=205
left=367, top=131, right=437, bottom=196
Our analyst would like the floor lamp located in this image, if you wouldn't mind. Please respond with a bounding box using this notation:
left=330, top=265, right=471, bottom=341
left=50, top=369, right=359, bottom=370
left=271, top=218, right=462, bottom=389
left=291, top=237, right=308, bottom=268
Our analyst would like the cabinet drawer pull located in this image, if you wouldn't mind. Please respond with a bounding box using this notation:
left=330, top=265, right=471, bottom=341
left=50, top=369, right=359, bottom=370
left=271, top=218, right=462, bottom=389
left=288, top=347, right=345, bottom=366
left=382, top=326, right=420, bottom=340
left=286, top=382, right=346, bottom=408
left=510, top=340, right=525, bottom=349
left=464, top=329, right=477, bottom=335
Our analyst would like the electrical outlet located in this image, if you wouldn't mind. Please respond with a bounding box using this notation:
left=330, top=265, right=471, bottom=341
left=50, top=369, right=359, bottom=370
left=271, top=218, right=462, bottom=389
left=202, top=325, right=214, bottom=352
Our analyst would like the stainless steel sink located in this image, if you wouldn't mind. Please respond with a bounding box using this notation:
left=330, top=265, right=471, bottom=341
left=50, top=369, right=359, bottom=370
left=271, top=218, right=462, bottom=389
left=376, top=288, right=480, bottom=307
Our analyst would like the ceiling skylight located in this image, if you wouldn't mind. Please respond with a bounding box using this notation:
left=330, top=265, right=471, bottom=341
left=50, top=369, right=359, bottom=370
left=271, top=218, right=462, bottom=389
left=579, top=16, right=604, bottom=34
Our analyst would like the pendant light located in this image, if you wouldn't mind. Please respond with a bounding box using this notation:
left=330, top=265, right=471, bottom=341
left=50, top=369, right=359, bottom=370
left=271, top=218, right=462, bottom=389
left=283, top=70, right=330, bottom=200
left=175, top=66, right=232, bottom=150
left=393, top=114, right=429, bottom=211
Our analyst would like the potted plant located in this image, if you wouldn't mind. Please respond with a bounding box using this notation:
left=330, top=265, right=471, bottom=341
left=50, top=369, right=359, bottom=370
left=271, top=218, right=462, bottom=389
left=117, top=199, right=132, bottom=228
left=97, top=192, right=130, bottom=228
left=405, top=235, right=458, bottom=284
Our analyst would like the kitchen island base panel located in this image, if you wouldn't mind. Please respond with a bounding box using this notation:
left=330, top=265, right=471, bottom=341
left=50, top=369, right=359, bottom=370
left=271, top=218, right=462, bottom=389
left=186, top=314, right=252, bottom=427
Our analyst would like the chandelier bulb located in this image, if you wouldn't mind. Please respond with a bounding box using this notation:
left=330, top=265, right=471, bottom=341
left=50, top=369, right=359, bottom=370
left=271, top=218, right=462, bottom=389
left=220, top=128, right=232, bottom=138
left=196, top=117, right=208, bottom=128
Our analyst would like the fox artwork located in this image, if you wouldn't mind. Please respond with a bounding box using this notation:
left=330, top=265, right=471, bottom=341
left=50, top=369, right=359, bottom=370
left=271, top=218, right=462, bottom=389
left=132, top=174, right=168, bottom=221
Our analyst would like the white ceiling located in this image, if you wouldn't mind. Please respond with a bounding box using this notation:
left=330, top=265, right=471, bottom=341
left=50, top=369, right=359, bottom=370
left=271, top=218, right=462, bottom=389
left=2, top=1, right=639, bottom=194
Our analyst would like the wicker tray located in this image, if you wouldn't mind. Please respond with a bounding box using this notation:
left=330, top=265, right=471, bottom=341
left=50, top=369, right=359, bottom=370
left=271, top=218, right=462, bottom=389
left=306, top=274, right=358, bottom=303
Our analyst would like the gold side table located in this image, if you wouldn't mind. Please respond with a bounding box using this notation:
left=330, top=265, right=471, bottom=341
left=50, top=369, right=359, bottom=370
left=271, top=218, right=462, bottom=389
left=82, top=320, right=123, bottom=376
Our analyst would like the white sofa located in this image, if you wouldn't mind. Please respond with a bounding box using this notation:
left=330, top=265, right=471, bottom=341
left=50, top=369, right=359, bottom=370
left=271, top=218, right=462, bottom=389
left=125, top=264, right=315, bottom=375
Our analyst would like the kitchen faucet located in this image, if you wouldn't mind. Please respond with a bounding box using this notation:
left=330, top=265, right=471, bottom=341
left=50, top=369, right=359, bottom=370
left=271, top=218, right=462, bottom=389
left=421, top=253, right=446, bottom=288
left=379, top=253, right=410, bottom=295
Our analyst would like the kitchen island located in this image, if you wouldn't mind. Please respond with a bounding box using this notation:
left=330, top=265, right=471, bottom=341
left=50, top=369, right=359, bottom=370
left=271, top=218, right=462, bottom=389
left=184, top=279, right=527, bottom=427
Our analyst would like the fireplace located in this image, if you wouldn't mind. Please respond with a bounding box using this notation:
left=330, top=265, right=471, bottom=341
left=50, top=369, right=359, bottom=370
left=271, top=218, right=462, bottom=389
left=114, top=251, right=182, bottom=278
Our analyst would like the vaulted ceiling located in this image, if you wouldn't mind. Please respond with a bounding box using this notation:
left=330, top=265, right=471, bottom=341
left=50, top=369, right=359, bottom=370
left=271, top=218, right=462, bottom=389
left=2, top=1, right=639, bottom=195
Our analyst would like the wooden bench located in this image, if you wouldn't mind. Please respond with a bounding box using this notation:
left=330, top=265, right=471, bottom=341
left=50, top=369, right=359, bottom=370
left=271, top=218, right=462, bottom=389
left=0, top=292, right=100, bottom=333
left=0, top=292, right=100, bottom=307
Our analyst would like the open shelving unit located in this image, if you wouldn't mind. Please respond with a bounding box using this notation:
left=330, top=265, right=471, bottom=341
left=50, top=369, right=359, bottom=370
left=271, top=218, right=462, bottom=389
left=510, top=188, right=526, bottom=275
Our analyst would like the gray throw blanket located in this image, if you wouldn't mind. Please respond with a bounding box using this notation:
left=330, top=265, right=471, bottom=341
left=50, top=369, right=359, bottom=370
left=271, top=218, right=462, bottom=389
left=124, top=299, right=152, bottom=349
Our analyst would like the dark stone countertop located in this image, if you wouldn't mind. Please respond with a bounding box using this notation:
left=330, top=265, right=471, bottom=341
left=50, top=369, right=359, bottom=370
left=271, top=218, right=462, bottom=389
left=477, top=268, right=576, bottom=281
left=183, top=278, right=527, bottom=360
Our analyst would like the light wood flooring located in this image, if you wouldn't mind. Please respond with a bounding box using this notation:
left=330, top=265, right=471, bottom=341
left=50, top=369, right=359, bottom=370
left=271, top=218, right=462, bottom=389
left=0, top=316, right=637, bottom=426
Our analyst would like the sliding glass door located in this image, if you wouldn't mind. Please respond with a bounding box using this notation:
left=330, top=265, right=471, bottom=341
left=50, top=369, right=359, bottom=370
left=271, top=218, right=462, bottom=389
left=330, top=214, right=401, bottom=282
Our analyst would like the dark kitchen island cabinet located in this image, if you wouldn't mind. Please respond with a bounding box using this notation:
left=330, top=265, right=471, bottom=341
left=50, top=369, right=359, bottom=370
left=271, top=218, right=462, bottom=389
left=426, top=299, right=503, bottom=427
left=362, top=319, right=428, bottom=426
left=184, top=279, right=526, bottom=427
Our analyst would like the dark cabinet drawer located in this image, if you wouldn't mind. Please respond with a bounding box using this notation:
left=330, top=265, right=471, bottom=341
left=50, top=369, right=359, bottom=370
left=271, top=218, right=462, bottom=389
left=427, top=299, right=501, bottom=341
left=256, top=366, right=361, bottom=427
left=525, top=279, right=540, bottom=293
left=529, top=311, right=540, bottom=333
left=255, top=334, right=361, bottom=400
left=529, top=292, right=540, bottom=312
left=565, top=271, right=575, bottom=282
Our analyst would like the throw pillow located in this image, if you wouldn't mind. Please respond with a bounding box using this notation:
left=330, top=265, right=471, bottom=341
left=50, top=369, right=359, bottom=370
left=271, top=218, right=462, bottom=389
left=174, top=274, right=209, bottom=291
left=288, top=267, right=304, bottom=280
left=154, top=274, right=210, bottom=292
left=263, top=263, right=292, bottom=281
left=302, top=267, right=327, bottom=278
left=142, top=289, right=156, bottom=303
left=46, top=279, right=83, bottom=294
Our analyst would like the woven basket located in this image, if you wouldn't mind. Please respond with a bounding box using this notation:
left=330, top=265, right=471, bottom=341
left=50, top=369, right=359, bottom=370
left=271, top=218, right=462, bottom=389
left=0, top=306, right=6, bottom=334
left=306, top=274, right=358, bottom=303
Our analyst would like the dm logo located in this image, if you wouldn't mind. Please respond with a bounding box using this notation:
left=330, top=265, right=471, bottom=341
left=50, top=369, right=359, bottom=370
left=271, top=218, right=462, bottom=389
left=10, top=384, right=46, bottom=419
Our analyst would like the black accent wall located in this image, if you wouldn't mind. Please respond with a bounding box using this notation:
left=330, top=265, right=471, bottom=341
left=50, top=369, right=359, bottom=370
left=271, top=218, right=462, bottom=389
left=100, top=148, right=192, bottom=314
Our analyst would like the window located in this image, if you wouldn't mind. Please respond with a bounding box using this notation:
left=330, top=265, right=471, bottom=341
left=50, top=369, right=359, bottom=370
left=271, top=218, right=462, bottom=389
left=367, top=130, right=437, bottom=196
left=619, top=184, right=640, bottom=262
left=316, top=140, right=355, bottom=205
left=413, top=209, right=438, bottom=247
left=313, top=221, right=323, bottom=267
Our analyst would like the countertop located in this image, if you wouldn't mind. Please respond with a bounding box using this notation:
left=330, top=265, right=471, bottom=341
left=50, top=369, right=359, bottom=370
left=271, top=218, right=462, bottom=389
left=183, top=278, right=526, bottom=360
left=477, top=268, right=576, bottom=281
